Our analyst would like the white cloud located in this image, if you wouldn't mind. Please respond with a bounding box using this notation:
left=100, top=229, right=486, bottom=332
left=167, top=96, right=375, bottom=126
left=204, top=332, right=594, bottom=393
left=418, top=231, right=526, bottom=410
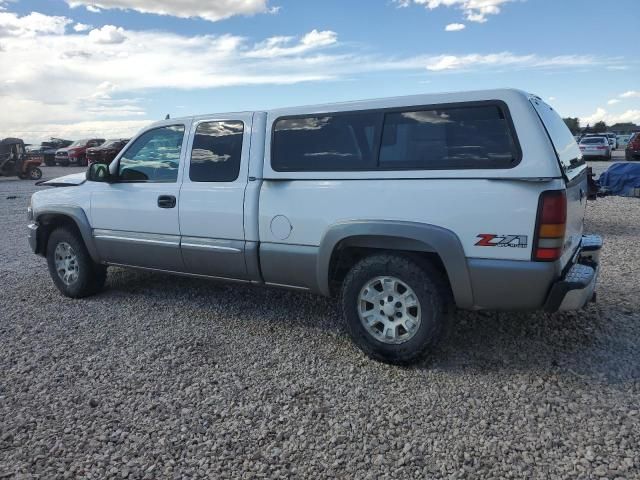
left=248, top=29, right=337, bottom=58
left=425, top=52, right=596, bottom=71
left=607, top=99, right=620, bottom=105
left=445, top=23, right=465, bottom=31
left=88, top=24, right=126, bottom=44
left=580, top=107, right=640, bottom=127
left=620, top=90, right=640, bottom=99
left=396, top=0, right=514, bottom=23
left=0, top=8, right=615, bottom=143
left=548, top=96, right=556, bottom=101
left=73, top=22, right=92, bottom=32
left=0, top=11, right=71, bottom=37
left=66, top=0, right=272, bottom=22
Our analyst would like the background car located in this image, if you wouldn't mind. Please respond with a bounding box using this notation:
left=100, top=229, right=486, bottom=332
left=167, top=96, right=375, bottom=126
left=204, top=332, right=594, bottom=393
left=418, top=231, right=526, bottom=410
left=86, top=139, right=130, bottom=165
left=625, top=133, right=640, bottom=161
left=617, top=134, right=632, bottom=148
left=604, top=132, right=618, bottom=150
left=579, top=136, right=612, bottom=160
left=583, top=132, right=617, bottom=150
left=29, top=138, right=72, bottom=166
left=55, top=138, right=105, bottom=166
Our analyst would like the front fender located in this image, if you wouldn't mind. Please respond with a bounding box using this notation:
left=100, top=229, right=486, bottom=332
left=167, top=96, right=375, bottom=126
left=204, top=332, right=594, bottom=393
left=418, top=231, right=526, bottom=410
left=33, top=205, right=100, bottom=263
left=317, top=220, right=474, bottom=308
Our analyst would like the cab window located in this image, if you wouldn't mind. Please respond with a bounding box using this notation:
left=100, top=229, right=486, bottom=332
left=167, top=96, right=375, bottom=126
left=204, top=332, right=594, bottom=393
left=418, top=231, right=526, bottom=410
left=189, top=121, right=244, bottom=182
left=118, top=126, right=185, bottom=182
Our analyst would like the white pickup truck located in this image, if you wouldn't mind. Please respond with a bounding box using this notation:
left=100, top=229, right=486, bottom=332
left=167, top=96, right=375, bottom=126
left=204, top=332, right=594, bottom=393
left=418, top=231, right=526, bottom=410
left=28, top=89, right=602, bottom=364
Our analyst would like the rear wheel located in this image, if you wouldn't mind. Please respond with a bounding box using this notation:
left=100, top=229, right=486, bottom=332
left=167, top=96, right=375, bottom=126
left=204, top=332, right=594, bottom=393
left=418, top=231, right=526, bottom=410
left=46, top=227, right=107, bottom=298
left=341, top=254, right=449, bottom=365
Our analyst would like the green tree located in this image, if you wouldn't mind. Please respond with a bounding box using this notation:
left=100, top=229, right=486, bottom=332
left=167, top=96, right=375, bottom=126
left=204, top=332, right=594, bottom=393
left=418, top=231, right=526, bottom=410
left=593, top=121, right=608, bottom=133
left=562, top=117, right=581, bottom=134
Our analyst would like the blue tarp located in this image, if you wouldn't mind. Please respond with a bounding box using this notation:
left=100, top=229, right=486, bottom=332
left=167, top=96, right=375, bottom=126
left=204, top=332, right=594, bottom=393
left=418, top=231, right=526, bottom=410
left=599, top=163, right=640, bottom=197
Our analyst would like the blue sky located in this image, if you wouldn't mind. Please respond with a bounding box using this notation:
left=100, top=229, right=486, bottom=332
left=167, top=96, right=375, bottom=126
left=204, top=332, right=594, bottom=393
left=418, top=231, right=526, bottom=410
left=1, top=0, right=638, bottom=142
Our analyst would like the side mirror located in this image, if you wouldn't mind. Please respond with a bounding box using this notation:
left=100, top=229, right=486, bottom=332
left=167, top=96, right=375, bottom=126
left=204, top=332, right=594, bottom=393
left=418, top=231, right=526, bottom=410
left=86, top=163, right=113, bottom=182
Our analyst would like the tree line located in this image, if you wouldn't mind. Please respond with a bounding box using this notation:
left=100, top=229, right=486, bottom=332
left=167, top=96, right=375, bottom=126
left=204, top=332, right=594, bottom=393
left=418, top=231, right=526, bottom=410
left=562, top=118, right=638, bottom=135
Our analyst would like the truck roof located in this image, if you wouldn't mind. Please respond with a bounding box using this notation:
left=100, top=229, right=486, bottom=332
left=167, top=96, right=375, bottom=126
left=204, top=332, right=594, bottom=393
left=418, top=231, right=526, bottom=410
left=152, top=88, right=532, bottom=126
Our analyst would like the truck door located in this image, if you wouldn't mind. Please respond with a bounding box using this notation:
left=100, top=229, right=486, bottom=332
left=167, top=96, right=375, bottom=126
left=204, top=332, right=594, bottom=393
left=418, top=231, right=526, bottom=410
left=178, top=113, right=253, bottom=280
left=91, top=121, right=191, bottom=271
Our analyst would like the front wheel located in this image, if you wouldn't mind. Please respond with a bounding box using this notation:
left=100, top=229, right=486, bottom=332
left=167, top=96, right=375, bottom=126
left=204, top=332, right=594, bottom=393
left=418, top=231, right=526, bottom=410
left=28, top=167, right=42, bottom=180
left=341, top=254, right=449, bottom=365
left=46, top=227, right=107, bottom=298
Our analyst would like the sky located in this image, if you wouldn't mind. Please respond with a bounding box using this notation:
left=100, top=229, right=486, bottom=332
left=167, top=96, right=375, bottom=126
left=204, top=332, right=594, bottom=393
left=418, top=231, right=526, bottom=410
left=1, top=0, right=639, bottom=144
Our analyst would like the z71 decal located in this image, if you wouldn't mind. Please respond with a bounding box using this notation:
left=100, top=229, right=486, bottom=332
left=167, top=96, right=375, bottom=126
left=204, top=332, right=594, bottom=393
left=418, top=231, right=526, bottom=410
left=475, top=234, right=528, bottom=248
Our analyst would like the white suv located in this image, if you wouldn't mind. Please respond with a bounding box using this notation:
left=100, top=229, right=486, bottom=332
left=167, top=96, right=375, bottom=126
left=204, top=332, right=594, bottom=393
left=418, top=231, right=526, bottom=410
left=28, top=89, right=602, bottom=364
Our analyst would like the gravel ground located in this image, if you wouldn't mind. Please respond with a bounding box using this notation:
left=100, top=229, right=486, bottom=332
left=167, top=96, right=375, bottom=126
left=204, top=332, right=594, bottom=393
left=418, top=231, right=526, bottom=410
left=1, top=169, right=639, bottom=479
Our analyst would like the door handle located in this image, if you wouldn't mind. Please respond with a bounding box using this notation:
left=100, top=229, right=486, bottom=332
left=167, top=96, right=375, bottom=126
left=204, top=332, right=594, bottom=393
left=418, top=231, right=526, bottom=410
left=157, top=195, right=176, bottom=209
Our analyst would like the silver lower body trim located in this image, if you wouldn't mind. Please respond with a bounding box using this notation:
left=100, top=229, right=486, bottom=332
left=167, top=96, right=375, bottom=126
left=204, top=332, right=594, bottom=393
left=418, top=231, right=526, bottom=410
left=107, top=263, right=252, bottom=284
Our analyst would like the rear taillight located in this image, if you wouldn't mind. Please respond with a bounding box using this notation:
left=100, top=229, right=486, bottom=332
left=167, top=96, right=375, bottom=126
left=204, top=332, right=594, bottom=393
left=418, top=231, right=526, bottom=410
left=533, top=190, right=566, bottom=262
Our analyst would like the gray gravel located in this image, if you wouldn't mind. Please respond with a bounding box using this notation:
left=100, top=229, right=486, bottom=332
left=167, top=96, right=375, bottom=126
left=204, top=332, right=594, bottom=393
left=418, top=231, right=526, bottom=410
left=1, top=166, right=639, bottom=479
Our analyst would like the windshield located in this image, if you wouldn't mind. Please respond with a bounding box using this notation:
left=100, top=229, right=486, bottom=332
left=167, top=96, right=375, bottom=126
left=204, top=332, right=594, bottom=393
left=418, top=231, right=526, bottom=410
left=69, top=139, right=89, bottom=147
left=581, top=137, right=606, bottom=144
left=100, top=140, right=120, bottom=148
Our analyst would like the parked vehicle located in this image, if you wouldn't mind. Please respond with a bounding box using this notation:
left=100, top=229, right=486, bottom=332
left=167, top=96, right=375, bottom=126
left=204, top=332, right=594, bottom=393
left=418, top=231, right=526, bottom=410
left=616, top=134, right=632, bottom=149
left=27, top=89, right=602, bottom=364
left=0, top=138, right=42, bottom=180
left=86, top=139, right=130, bottom=165
left=579, top=136, right=611, bottom=160
left=626, top=133, right=640, bottom=160
left=56, top=138, right=105, bottom=166
left=584, top=132, right=617, bottom=150
left=604, top=133, right=618, bottom=150
left=31, top=138, right=72, bottom=166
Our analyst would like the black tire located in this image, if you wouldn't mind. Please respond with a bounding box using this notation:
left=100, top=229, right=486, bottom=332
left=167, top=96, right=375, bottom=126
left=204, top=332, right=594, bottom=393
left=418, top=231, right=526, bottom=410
left=341, top=254, right=449, bottom=365
left=46, top=227, right=107, bottom=298
left=44, top=159, right=56, bottom=167
left=28, top=167, right=42, bottom=180
left=59, top=160, right=69, bottom=167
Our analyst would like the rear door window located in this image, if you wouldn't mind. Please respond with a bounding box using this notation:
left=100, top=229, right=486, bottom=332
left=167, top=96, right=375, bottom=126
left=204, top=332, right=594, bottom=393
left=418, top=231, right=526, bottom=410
left=189, top=121, right=244, bottom=182
left=530, top=98, right=584, bottom=179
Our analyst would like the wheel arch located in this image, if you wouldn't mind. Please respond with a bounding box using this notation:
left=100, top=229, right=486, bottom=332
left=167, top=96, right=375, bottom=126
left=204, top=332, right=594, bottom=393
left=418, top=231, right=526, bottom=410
left=34, top=207, right=100, bottom=263
left=317, top=221, right=474, bottom=308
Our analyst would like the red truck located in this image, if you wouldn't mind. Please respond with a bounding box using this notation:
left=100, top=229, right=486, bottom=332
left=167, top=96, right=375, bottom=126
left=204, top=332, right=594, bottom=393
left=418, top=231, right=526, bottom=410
left=55, top=138, right=104, bottom=166
left=86, top=139, right=129, bottom=165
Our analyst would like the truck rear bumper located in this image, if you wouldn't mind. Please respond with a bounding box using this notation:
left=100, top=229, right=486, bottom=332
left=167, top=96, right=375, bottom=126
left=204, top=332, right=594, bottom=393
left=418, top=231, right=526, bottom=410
left=544, top=234, right=602, bottom=312
left=466, top=234, right=602, bottom=311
